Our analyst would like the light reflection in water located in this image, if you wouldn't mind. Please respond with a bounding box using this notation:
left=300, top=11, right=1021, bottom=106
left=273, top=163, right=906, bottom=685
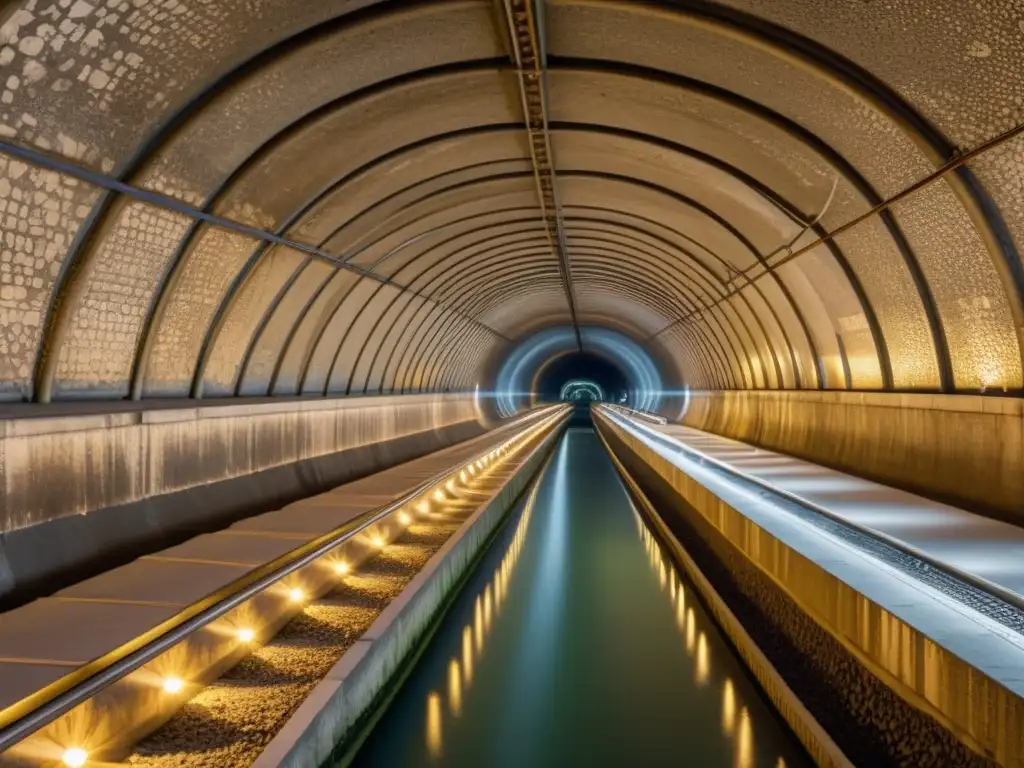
left=696, top=633, right=709, bottom=685
left=448, top=660, right=462, bottom=717
left=426, top=693, right=442, bottom=757
left=421, top=455, right=541, bottom=757
left=634, top=505, right=786, bottom=768
left=722, top=678, right=736, bottom=736
left=461, top=627, right=473, bottom=686
left=484, top=584, right=493, bottom=631
left=737, top=707, right=754, bottom=768
left=474, top=598, right=483, bottom=654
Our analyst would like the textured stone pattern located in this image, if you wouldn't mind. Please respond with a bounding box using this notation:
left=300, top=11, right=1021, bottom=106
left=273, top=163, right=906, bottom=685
left=0, top=0, right=344, bottom=171
left=719, top=0, right=1024, bottom=150
left=971, top=133, right=1024, bottom=282
left=143, top=226, right=261, bottom=397
left=892, top=181, right=1023, bottom=390
left=237, top=258, right=329, bottom=398
left=201, top=245, right=304, bottom=397
left=133, top=2, right=505, bottom=208
left=549, top=3, right=934, bottom=199
left=598, top=419, right=1010, bottom=768
left=0, top=0, right=1022, bottom=402
left=832, top=218, right=941, bottom=389
left=0, top=157, right=99, bottom=399
left=0, top=394, right=478, bottom=534
left=270, top=270, right=355, bottom=396
left=678, top=388, right=1024, bottom=522
left=53, top=199, right=190, bottom=396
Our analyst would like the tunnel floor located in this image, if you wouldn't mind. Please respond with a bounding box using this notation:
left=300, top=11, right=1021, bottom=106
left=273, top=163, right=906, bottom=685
left=346, top=427, right=810, bottom=768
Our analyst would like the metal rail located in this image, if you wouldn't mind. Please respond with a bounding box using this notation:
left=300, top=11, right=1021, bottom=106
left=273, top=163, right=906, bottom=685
left=0, top=405, right=569, bottom=752
left=648, top=118, right=1024, bottom=345
left=596, top=405, right=1024, bottom=622
left=603, top=403, right=668, bottom=425
left=498, top=0, right=582, bottom=351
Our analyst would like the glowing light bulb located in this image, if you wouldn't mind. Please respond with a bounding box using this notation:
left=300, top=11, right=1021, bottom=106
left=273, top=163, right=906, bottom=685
left=373, top=536, right=386, bottom=548
left=288, top=588, right=305, bottom=603
left=418, top=501, right=430, bottom=514
left=398, top=511, right=411, bottom=525
left=433, top=489, right=445, bottom=502
left=459, top=471, right=467, bottom=483
left=335, top=561, right=350, bottom=575
left=163, top=676, right=184, bottom=694
left=238, top=628, right=255, bottom=643
left=62, top=748, right=88, bottom=767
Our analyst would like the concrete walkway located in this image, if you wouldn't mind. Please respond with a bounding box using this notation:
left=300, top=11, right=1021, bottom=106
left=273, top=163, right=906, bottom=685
left=604, top=411, right=1024, bottom=700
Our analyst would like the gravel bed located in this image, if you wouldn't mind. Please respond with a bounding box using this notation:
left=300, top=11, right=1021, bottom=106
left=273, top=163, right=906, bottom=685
left=127, top=518, right=464, bottom=768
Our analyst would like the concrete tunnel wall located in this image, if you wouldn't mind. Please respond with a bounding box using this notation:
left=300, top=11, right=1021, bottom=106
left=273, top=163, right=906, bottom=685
left=0, top=3, right=1023, bottom=535
left=0, top=394, right=488, bottom=606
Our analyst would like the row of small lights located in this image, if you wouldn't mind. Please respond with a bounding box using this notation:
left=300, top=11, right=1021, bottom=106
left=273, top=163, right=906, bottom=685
left=56, top=411, right=564, bottom=767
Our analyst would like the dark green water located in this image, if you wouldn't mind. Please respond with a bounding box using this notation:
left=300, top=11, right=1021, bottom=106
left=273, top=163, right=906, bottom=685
left=347, top=428, right=810, bottom=768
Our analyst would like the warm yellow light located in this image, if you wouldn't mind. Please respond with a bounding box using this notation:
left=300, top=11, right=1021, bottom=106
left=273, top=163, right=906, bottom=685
left=335, top=561, right=350, bottom=575
left=426, top=692, right=443, bottom=757
left=474, top=597, right=483, bottom=653
left=288, top=588, right=305, bottom=603
left=62, top=748, right=88, bottom=767
left=462, top=626, right=474, bottom=684
left=696, top=633, right=709, bottom=685
left=398, top=511, right=411, bottom=525
left=446, top=480, right=456, bottom=493
left=737, top=707, right=753, bottom=768
left=373, top=536, right=386, bottom=548
left=418, top=501, right=430, bottom=514
left=459, top=471, right=467, bottom=483
left=448, top=659, right=462, bottom=716
left=238, top=628, right=256, bottom=643
left=163, top=676, right=184, bottom=694
left=433, top=489, right=445, bottom=502
left=722, top=679, right=735, bottom=735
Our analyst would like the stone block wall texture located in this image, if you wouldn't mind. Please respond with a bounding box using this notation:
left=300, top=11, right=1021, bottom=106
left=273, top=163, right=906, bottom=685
left=674, top=391, right=1024, bottom=521
left=596, top=412, right=1021, bottom=768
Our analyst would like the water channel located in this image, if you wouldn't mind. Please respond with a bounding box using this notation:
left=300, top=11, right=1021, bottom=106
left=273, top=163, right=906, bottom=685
left=346, top=427, right=811, bottom=768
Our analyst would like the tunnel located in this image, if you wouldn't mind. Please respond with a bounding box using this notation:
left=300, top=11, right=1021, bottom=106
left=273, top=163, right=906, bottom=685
left=0, top=0, right=1023, bottom=766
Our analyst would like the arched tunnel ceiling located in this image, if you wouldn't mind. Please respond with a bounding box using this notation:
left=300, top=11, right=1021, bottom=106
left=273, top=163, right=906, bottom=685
left=0, top=0, right=1023, bottom=404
